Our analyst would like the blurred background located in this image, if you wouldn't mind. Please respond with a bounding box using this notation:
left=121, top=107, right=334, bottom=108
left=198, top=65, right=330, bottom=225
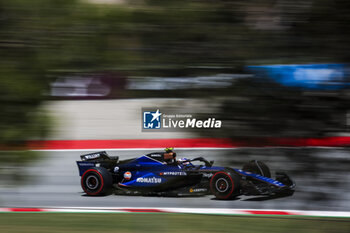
left=1, top=0, right=350, bottom=214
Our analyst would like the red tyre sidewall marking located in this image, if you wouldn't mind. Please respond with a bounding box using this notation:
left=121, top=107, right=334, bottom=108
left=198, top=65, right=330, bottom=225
left=210, top=172, right=234, bottom=199
left=81, top=169, right=104, bottom=195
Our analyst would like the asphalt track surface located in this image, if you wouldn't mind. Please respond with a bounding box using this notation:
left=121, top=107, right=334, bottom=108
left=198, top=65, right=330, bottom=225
left=0, top=149, right=349, bottom=211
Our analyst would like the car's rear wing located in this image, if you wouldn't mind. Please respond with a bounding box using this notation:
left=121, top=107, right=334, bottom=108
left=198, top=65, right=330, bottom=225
left=77, top=151, right=119, bottom=176
left=80, top=151, right=111, bottom=161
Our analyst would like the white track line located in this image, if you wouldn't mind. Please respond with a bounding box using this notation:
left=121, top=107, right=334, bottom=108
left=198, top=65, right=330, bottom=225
left=1, top=207, right=349, bottom=217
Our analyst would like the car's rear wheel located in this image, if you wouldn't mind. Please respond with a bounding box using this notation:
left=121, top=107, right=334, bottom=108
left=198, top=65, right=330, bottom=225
left=242, top=160, right=271, bottom=178
left=81, top=167, right=113, bottom=196
left=210, top=170, right=241, bottom=200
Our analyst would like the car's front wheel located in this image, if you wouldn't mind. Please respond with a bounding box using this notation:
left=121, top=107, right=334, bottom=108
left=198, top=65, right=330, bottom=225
left=81, top=167, right=113, bottom=196
left=210, top=170, right=241, bottom=200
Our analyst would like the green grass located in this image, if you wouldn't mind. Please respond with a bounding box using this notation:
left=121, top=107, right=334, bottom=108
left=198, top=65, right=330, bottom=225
left=0, top=213, right=349, bottom=233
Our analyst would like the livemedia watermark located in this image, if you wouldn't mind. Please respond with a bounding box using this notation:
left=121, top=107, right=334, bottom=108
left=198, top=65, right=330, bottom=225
left=142, top=108, right=222, bottom=132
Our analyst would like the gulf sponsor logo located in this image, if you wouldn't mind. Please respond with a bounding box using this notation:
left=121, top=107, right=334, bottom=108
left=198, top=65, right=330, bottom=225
left=124, top=171, right=132, bottom=180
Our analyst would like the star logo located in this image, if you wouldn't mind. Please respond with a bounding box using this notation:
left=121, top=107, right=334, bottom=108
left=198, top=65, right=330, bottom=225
left=151, top=109, right=162, bottom=122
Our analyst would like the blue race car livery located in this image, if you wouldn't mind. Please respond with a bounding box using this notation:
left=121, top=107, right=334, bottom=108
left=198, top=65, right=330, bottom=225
left=76, top=149, right=295, bottom=200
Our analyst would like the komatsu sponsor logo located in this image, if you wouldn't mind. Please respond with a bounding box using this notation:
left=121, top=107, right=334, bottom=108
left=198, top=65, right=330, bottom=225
left=163, top=118, right=221, bottom=128
left=136, top=177, right=162, bottom=183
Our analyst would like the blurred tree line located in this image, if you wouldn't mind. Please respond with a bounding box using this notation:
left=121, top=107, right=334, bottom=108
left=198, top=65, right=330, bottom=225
left=1, top=0, right=350, bottom=156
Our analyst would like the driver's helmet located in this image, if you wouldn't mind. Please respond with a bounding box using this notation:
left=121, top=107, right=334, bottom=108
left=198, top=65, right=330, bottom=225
left=164, top=147, right=174, bottom=153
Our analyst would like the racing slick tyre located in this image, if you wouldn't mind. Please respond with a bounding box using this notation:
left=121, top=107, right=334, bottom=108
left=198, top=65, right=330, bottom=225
left=81, top=167, right=113, bottom=196
left=242, top=160, right=271, bottom=178
left=210, top=170, right=241, bottom=200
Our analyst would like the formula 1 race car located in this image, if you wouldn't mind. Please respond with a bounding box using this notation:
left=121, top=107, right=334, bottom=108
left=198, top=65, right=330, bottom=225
left=76, top=149, right=295, bottom=200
